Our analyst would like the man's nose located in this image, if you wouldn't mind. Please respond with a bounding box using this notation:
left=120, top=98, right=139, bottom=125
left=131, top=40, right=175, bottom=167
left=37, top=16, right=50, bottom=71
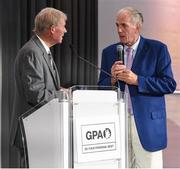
left=117, top=26, right=122, bottom=33
left=64, top=27, right=67, bottom=33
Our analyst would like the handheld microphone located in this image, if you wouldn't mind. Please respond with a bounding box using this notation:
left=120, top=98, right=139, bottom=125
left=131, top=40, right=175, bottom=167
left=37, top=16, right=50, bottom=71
left=69, top=44, right=113, bottom=79
left=116, top=44, right=124, bottom=64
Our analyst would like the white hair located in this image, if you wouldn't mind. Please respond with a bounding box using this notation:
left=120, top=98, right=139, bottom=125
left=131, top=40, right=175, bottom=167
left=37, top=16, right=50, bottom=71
left=117, top=7, right=143, bottom=27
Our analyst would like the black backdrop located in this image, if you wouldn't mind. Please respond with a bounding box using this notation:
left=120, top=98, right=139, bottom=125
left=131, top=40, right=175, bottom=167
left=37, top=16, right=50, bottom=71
left=0, top=0, right=98, bottom=167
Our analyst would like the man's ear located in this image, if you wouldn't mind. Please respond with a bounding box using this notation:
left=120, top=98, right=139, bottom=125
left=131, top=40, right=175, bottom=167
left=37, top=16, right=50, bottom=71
left=50, top=25, right=56, bottom=34
left=136, top=23, right=141, bottom=32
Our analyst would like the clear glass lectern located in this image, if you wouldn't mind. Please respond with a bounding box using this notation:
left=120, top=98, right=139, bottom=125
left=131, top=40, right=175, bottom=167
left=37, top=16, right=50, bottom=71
left=20, top=85, right=128, bottom=168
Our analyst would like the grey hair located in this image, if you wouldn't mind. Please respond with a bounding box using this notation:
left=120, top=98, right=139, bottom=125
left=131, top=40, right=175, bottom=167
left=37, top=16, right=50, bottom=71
left=117, top=7, right=143, bottom=27
left=33, top=7, right=67, bottom=33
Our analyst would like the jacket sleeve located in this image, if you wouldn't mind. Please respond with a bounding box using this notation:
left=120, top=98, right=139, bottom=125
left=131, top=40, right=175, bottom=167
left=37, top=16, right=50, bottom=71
left=98, top=49, right=112, bottom=86
left=138, top=45, right=176, bottom=95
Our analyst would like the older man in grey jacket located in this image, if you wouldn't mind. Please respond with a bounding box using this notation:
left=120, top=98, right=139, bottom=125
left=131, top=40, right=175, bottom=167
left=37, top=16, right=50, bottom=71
left=10, top=7, right=67, bottom=167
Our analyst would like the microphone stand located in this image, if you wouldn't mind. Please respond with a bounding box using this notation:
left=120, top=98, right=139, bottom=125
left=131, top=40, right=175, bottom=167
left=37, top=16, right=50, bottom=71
left=69, top=45, right=112, bottom=77
left=69, top=44, right=121, bottom=90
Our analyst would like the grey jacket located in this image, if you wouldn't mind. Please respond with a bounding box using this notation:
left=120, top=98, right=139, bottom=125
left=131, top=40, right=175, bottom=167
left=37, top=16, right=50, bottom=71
left=10, top=35, right=61, bottom=147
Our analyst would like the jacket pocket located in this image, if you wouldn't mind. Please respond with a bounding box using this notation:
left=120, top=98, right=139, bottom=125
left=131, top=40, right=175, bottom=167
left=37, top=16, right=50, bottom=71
left=151, top=111, right=165, bottom=120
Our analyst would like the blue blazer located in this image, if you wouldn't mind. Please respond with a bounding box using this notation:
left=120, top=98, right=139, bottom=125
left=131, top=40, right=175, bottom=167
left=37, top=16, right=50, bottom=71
left=98, top=37, right=176, bottom=152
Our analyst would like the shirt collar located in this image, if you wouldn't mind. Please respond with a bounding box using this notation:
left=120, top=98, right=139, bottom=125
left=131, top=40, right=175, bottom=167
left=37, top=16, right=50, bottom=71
left=36, top=34, right=50, bottom=54
left=124, top=36, right=140, bottom=53
left=124, top=36, right=140, bottom=58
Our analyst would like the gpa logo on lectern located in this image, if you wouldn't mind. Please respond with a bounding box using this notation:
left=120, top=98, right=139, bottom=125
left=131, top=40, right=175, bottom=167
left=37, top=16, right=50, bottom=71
left=81, top=123, right=116, bottom=153
left=86, top=128, right=112, bottom=140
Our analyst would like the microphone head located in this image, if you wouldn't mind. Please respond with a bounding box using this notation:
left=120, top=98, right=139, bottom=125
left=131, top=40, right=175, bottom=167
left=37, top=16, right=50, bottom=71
left=116, top=44, right=124, bottom=63
left=116, top=44, right=124, bottom=52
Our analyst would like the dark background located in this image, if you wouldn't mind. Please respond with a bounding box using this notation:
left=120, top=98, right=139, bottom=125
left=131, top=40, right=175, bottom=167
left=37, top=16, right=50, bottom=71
left=0, top=0, right=98, bottom=167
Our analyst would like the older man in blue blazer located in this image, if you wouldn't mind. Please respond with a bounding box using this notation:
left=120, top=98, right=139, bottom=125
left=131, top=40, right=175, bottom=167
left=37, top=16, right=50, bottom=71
left=98, top=7, right=176, bottom=168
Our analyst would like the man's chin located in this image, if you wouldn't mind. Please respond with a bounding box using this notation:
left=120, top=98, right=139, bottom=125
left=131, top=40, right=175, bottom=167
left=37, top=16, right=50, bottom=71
left=59, top=38, right=63, bottom=44
left=56, top=40, right=62, bottom=44
left=119, top=38, right=126, bottom=44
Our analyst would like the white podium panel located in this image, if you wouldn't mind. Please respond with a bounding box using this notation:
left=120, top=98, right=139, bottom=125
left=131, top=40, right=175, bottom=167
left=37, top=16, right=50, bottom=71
left=20, top=98, right=70, bottom=168
left=71, top=87, right=126, bottom=169
left=21, top=99, right=61, bottom=167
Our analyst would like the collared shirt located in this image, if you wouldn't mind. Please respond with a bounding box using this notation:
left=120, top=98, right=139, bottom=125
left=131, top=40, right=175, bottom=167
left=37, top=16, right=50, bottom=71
left=124, top=36, right=141, bottom=66
left=124, top=36, right=140, bottom=114
left=36, top=34, right=51, bottom=54
left=36, top=34, right=54, bottom=71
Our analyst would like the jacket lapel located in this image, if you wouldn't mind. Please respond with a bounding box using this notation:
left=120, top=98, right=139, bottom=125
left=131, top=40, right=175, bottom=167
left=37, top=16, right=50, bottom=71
left=131, top=37, right=149, bottom=72
left=32, top=35, right=60, bottom=89
left=43, top=52, right=61, bottom=89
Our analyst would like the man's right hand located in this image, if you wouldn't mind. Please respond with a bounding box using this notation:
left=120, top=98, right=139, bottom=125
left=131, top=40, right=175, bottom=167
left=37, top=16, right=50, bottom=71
left=111, top=61, right=126, bottom=85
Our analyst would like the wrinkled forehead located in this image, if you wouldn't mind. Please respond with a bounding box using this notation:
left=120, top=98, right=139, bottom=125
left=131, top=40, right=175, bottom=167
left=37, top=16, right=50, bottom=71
left=116, top=11, right=132, bottom=23
left=56, top=17, right=66, bottom=26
